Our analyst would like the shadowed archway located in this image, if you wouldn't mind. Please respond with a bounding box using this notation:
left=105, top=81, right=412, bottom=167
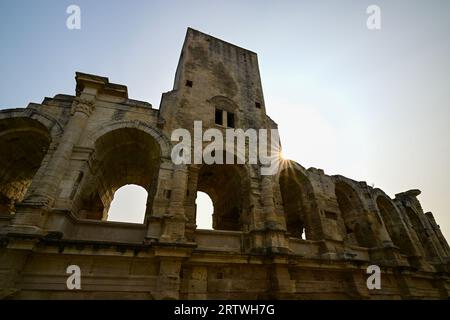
left=279, top=166, right=322, bottom=240
left=74, top=127, right=161, bottom=222
left=0, top=118, right=51, bottom=214
left=196, top=163, right=250, bottom=231
left=335, top=181, right=378, bottom=248
left=376, top=196, right=417, bottom=255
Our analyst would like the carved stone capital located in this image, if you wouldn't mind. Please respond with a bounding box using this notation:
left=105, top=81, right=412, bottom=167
left=71, top=97, right=95, bottom=116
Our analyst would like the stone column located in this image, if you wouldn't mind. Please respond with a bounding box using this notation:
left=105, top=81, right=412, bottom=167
left=160, top=165, right=188, bottom=242
left=258, top=175, right=288, bottom=253
left=153, top=246, right=192, bottom=300
left=13, top=94, right=96, bottom=228
left=185, top=266, right=208, bottom=299
left=349, top=270, right=371, bottom=299
left=154, top=258, right=183, bottom=300
left=0, top=239, right=36, bottom=299
left=148, top=159, right=173, bottom=218
left=261, top=175, right=278, bottom=227
left=184, top=166, right=199, bottom=241
left=269, top=263, right=296, bottom=299
left=394, top=271, right=417, bottom=299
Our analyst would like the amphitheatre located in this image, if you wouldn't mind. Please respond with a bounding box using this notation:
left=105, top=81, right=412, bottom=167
left=0, top=28, right=449, bottom=299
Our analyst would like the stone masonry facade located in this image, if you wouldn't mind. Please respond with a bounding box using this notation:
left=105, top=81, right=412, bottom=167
left=0, top=28, right=449, bottom=299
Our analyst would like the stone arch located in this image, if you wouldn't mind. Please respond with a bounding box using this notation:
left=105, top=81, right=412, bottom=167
left=73, top=126, right=162, bottom=222
left=334, top=179, right=378, bottom=248
left=194, top=161, right=251, bottom=231
left=0, top=116, right=52, bottom=214
left=403, top=206, right=438, bottom=260
left=88, top=120, right=171, bottom=160
left=374, top=193, right=417, bottom=256
left=208, top=95, right=240, bottom=112
left=278, top=161, right=322, bottom=240
left=0, top=108, right=63, bottom=139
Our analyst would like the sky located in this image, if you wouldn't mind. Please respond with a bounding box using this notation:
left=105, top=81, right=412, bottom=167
left=0, top=0, right=449, bottom=239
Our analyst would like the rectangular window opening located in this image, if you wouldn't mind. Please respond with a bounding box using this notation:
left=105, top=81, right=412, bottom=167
left=164, top=189, right=172, bottom=199
left=215, top=109, right=223, bottom=125
left=227, top=112, right=235, bottom=128
left=324, top=211, right=338, bottom=220
left=185, top=80, right=193, bottom=87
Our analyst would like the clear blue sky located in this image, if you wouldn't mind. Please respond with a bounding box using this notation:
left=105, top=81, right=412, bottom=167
left=1, top=0, right=449, bottom=239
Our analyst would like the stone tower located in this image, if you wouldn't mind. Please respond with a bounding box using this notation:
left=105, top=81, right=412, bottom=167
left=0, top=28, right=449, bottom=299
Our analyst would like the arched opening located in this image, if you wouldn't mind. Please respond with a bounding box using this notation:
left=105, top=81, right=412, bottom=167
left=335, top=181, right=377, bottom=248
left=405, top=207, right=436, bottom=259
left=279, top=167, right=320, bottom=240
left=195, top=191, right=214, bottom=230
left=376, top=196, right=416, bottom=255
left=74, top=128, right=160, bottom=222
left=0, top=118, right=51, bottom=214
left=196, top=164, right=250, bottom=231
left=107, top=184, right=148, bottom=223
